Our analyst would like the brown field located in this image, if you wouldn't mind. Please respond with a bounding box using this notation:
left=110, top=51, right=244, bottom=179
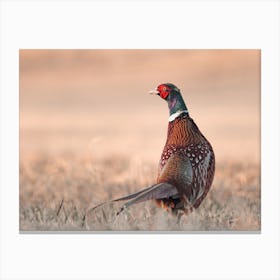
left=19, top=49, right=261, bottom=231
left=20, top=154, right=260, bottom=231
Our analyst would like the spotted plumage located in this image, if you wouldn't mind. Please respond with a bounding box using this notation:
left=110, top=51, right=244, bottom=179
left=156, top=111, right=215, bottom=214
left=92, top=83, right=215, bottom=219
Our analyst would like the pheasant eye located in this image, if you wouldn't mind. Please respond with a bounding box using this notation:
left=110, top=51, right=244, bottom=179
left=163, top=87, right=166, bottom=91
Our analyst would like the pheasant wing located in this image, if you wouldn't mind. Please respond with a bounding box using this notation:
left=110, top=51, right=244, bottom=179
left=158, top=153, right=193, bottom=200
left=159, top=146, right=214, bottom=206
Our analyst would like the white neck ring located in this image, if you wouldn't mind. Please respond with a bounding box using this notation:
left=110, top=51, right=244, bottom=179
left=169, top=110, right=188, bottom=122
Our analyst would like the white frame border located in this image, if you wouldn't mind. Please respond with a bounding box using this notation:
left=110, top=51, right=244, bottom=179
left=1, top=1, right=279, bottom=280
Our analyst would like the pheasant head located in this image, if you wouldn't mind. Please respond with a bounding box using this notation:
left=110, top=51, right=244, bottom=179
left=150, top=83, right=189, bottom=120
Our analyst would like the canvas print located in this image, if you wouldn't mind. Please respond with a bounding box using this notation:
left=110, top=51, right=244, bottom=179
left=19, top=49, right=260, bottom=231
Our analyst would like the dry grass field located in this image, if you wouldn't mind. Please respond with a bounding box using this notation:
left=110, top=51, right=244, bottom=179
left=19, top=154, right=260, bottom=231
left=19, top=49, right=260, bottom=231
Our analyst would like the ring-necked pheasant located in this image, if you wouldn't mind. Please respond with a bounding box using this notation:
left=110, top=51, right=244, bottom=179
left=93, top=83, right=215, bottom=218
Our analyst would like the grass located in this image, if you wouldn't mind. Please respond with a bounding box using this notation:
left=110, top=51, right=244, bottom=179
left=19, top=154, right=260, bottom=231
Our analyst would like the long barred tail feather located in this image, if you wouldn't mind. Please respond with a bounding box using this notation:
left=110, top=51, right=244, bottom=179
left=91, top=183, right=178, bottom=216
left=89, top=185, right=156, bottom=212
left=116, top=182, right=178, bottom=215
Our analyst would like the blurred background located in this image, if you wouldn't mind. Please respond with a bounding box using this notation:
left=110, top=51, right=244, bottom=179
left=20, top=49, right=260, bottom=165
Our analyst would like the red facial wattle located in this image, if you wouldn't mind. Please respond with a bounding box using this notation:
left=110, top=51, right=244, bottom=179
left=158, top=85, right=171, bottom=99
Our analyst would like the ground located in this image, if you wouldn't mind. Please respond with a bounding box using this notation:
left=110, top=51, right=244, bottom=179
left=19, top=154, right=260, bottom=231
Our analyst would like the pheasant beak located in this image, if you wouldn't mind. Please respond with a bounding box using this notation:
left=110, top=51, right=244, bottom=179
left=149, top=88, right=160, bottom=95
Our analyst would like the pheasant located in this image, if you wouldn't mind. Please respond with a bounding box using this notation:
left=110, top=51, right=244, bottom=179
left=93, top=83, right=215, bottom=218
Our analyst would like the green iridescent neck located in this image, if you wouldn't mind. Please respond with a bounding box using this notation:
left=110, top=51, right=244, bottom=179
left=167, top=92, right=188, bottom=116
